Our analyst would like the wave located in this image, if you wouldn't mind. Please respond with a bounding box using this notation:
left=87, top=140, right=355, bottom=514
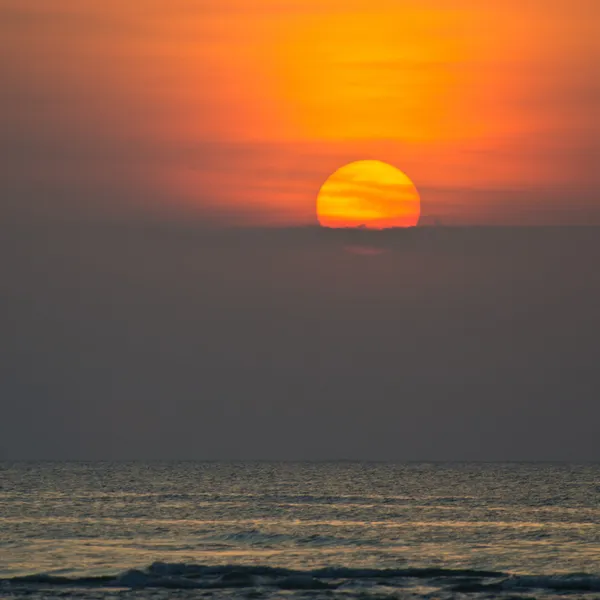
left=203, top=529, right=364, bottom=548
left=3, top=563, right=599, bottom=593
left=211, top=529, right=291, bottom=545
left=503, top=575, right=600, bottom=591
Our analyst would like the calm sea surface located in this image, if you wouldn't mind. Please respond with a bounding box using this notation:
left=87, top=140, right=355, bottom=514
left=1, top=462, right=599, bottom=599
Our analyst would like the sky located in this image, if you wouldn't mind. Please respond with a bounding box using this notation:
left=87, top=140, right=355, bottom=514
left=1, top=0, right=599, bottom=225
left=1, top=1, right=599, bottom=460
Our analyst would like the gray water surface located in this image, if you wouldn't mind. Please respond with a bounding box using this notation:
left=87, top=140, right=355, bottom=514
left=1, top=462, right=599, bottom=599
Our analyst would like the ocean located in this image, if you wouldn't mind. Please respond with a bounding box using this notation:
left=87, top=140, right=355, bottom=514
left=1, top=462, right=599, bottom=599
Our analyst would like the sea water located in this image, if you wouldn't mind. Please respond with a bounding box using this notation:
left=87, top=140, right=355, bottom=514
left=1, top=462, right=599, bottom=599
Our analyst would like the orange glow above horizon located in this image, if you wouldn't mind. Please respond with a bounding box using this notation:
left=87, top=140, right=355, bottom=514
left=317, top=161, right=420, bottom=229
left=271, top=8, right=475, bottom=144
left=2, top=0, right=599, bottom=225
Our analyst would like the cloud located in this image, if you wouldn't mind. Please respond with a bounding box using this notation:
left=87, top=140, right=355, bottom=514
left=2, top=221, right=600, bottom=459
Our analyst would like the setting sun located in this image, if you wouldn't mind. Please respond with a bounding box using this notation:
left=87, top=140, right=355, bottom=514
left=316, top=160, right=420, bottom=229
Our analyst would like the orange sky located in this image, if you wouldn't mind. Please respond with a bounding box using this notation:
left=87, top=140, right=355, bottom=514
left=1, top=0, right=599, bottom=225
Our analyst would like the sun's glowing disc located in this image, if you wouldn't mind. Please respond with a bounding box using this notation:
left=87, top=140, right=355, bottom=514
left=316, top=160, right=420, bottom=229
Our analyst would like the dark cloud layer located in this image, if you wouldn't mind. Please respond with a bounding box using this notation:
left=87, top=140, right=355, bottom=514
left=2, top=223, right=599, bottom=460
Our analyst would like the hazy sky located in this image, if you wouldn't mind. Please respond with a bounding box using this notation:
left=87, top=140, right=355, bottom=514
left=1, top=0, right=599, bottom=225
left=2, top=224, right=600, bottom=460
left=1, top=1, right=599, bottom=460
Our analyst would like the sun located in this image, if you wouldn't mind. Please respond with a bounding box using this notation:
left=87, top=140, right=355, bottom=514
left=316, top=160, right=420, bottom=229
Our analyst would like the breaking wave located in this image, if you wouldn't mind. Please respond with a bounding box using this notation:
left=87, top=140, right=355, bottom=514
left=3, top=563, right=600, bottom=593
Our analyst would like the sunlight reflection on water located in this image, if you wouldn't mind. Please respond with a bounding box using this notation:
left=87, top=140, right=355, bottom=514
left=1, top=462, right=598, bottom=578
